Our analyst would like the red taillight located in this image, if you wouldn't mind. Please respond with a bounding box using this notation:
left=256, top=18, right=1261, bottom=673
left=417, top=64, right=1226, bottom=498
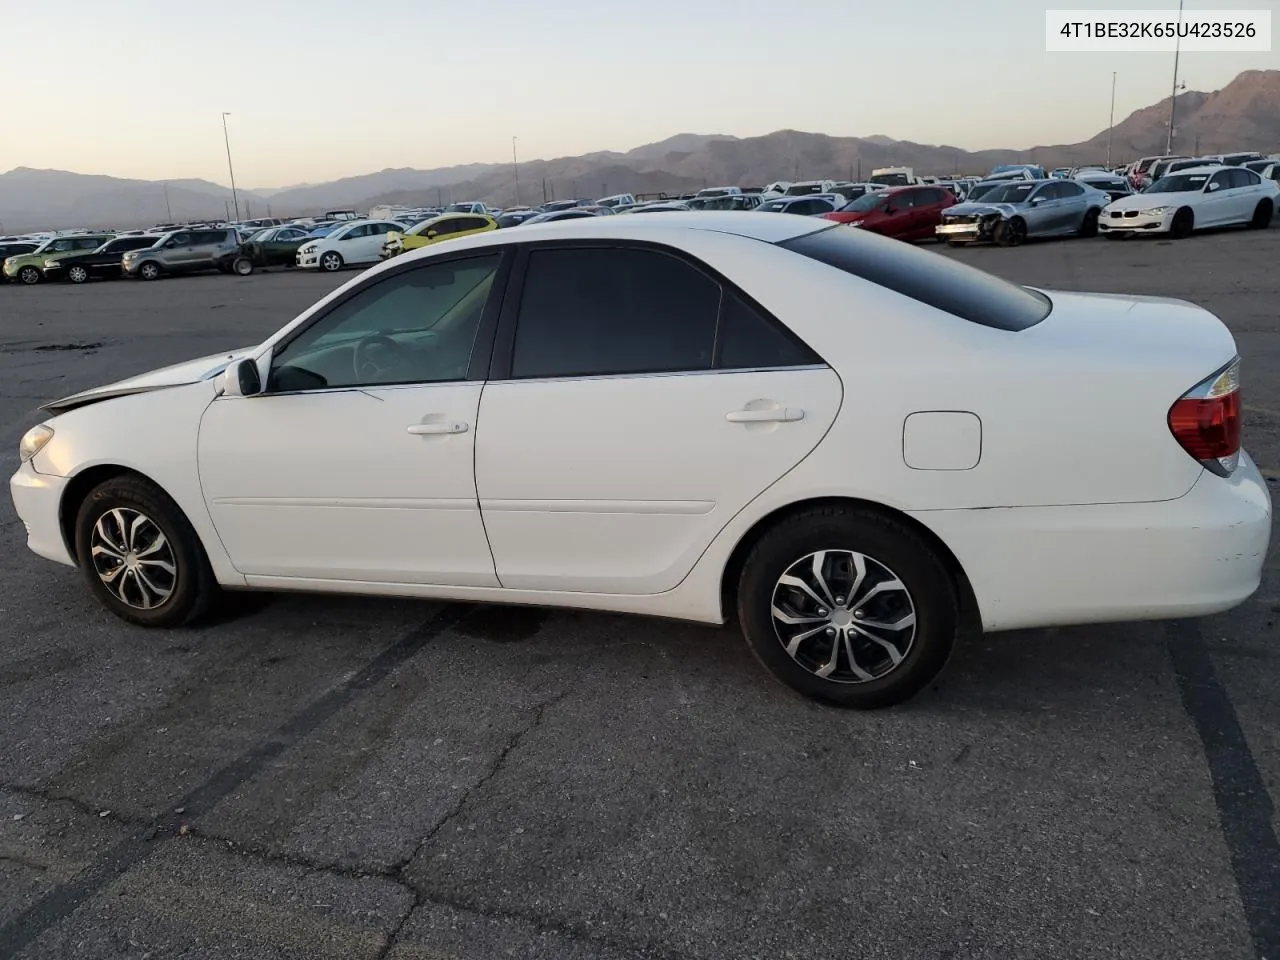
left=1168, top=358, right=1241, bottom=476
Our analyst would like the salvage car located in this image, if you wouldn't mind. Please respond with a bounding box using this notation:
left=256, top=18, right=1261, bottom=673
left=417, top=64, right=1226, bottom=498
left=1073, top=171, right=1134, bottom=203
left=10, top=213, right=1271, bottom=709
left=4, top=233, right=113, bottom=285
left=821, top=185, right=955, bottom=241
left=1098, top=166, right=1277, bottom=239
left=381, top=213, right=498, bottom=259
left=219, top=226, right=315, bottom=275
left=935, top=179, right=1109, bottom=246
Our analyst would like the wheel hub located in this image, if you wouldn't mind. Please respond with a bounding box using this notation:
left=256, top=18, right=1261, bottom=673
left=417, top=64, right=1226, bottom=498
left=770, top=549, right=916, bottom=684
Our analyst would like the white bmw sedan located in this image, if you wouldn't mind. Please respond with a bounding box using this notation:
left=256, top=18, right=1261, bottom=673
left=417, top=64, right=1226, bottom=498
left=10, top=214, right=1272, bottom=708
left=1099, top=165, right=1277, bottom=239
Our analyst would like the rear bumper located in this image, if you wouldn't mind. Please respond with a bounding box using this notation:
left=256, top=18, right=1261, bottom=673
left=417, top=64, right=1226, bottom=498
left=9, top=461, right=74, bottom=567
left=913, top=451, right=1272, bottom=632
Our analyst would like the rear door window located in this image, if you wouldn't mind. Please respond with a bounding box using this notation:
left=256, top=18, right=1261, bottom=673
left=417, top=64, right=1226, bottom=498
left=779, top=225, right=1051, bottom=332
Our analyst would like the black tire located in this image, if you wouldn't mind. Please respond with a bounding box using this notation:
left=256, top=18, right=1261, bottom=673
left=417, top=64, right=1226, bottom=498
left=233, top=256, right=254, bottom=276
left=18, top=265, right=41, bottom=285
left=67, top=264, right=90, bottom=284
left=137, top=261, right=162, bottom=281
left=1079, top=207, right=1100, bottom=237
left=74, top=475, right=218, bottom=628
left=319, top=251, right=344, bottom=272
left=1170, top=208, right=1194, bottom=239
left=1248, top=199, right=1273, bottom=229
left=994, top=217, right=1026, bottom=247
left=737, top=506, right=959, bottom=709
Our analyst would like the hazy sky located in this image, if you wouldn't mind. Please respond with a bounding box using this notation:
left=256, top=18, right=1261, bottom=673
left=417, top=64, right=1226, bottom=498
left=3, top=0, right=1276, bottom=188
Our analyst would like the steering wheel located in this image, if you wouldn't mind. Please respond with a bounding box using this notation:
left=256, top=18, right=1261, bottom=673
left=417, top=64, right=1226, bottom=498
left=352, top=334, right=399, bottom=381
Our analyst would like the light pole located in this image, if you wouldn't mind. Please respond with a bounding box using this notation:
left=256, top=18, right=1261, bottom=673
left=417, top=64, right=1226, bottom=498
left=1106, top=72, right=1117, bottom=168
left=1165, top=0, right=1184, bottom=154
left=512, top=136, right=520, bottom=207
left=221, top=112, right=241, bottom=221
left=163, top=181, right=173, bottom=222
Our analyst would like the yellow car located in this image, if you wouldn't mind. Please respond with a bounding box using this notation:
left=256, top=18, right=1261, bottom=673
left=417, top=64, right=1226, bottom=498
left=381, top=213, right=497, bottom=259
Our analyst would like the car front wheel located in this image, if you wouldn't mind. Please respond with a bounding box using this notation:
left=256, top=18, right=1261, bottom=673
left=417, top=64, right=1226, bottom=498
left=737, top=506, right=959, bottom=708
left=138, top=262, right=162, bottom=281
left=320, top=251, right=344, bottom=272
left=74, top=475, right=218, bottom=627
left=18, top=266, right=41, bottom=284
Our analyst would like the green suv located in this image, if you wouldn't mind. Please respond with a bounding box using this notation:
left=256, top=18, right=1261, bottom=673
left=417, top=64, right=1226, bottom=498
left=4, top=234, right=114, bottom=285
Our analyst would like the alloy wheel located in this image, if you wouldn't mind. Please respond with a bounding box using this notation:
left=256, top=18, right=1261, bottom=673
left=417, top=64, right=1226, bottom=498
left=89, top=507, right=177, bottom=610
left=19, top=266, right=40, bottom=284
left=770, top=549, right=916, bottom=683
left=69, top=266, right=88, bottom=283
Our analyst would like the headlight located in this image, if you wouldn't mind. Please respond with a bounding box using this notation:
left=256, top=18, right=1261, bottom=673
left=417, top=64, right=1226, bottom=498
left=300, top=243, right=317, bottom=254
left=19, top=424, right=54, bottom=462
left=1144, top=206, right=1170, bottom=216
left=43, top=259, right=59, bottom=268
left=845, top=220, right=864, bottom=227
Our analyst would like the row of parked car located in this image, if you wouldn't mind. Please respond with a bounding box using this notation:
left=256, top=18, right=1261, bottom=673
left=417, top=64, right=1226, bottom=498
left=5, top=152, right=1278, bottom=287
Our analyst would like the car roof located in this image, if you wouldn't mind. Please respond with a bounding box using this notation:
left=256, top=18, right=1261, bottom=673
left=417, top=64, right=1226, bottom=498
left=1163, top=164, right=1228, bottom=176
left=391, top=211, right=828, bottom=259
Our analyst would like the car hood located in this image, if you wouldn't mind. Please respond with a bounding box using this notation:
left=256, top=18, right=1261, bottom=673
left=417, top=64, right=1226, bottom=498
left=943, top=201, right=1023, bottom=217
left=41, top=347, right=254, bottom=414
left=1103, top=192, right=1193, bottom=212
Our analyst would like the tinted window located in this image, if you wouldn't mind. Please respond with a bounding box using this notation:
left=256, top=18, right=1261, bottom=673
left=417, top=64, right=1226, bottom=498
left=428, top=219, right=460, bottom=236
left=1209, top=170, right=1232, bottom=189
left=1056, top=181, right=1084, bottom=197
left=780, top=225, right=1051, bottom=332
left=511, top=247, right=719, bottom=378
left=715, top=292, right=821, bottom=370
left=77, top=237, right=107, bottom=250
left=1228, top=168, right=1256, bottom=188
left=890, top=192, right=918, bottom=209
left=268, top=254, right=501, bottom=391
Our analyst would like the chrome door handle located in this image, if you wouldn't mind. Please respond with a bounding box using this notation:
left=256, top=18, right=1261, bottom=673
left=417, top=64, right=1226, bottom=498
left=725, top=408, right=804, bottom=423
left=407, top=421, right=469, bottom=435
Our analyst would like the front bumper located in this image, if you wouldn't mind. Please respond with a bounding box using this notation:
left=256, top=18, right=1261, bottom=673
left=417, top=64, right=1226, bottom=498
left=935, top=218, right=996, bottom=242
left=296, top=251, right=320, bottom=268
left=41, top=263, right=65, bottom=279
left=914, top=451, right=1272, bottom=632
left=10, top=460, right=74, bottom=567
left=1098, top=209, right=1174, bottom=234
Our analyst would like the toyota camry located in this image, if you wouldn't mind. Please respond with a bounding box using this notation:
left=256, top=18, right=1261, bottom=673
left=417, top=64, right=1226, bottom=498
left=10, top=213, right=1271, bottom=708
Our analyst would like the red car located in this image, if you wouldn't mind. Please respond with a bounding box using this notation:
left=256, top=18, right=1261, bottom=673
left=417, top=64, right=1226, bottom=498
left=821, top=185, right=956, bottom=241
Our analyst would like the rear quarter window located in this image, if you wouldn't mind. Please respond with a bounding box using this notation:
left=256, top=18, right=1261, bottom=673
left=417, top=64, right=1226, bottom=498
left=779, top=225, right=1051, bottom=332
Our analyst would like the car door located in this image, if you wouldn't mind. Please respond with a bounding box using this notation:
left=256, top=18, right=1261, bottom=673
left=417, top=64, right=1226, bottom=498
left=473, top=242, right=843, bottom=595
left=1200, top=170, right=1235, bottom=226
left=1055, top=180, right=1090, bottom=233
left=198, top=250, right=509, bottom=585
left=1024, top=182, right=1063, bottom=233
left=332, top=223, right=371, bottom=261
left=1227, top=168, right=1260, bottom=222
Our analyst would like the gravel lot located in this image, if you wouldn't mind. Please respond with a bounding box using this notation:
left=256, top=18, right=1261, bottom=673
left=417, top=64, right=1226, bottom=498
left=1, top=228, right=1277, bottom=960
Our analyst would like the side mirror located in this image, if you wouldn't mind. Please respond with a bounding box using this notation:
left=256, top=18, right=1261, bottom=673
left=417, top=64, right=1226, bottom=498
left=883, top=205, right=896, bottom=215
left=219, top=358, right=262, bottom=398
left=1207, top=182, right=1220, bottom=192
left=426, top=230, right=438, bottom=238
left=1030, top=196, right=1046, bottom=205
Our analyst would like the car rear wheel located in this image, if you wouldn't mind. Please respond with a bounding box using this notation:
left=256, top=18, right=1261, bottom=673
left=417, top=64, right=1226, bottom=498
left=67, top=264, right=90, bottom=283
left=320, top=251, right=343, bottom=272
left=74, top=475, right=218, bottom=628
left=737, top=506, right=959, bottom=708
left=994, top=217, right=1026, bottom=247
left=18, top=266, right=41, bottom=285
left=1248, top=199, right=1273, bottom=229
left=233, top=256, right=254, bottom=276
left=1170, top=208, right=1194, bottom=239
left=138, top=261, right=162, bottom=281
left=1079, top=207, right=1100, bottom=237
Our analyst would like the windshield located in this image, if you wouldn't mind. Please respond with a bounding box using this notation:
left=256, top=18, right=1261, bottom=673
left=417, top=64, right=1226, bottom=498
left=966, top=183, right=1000, bottom=200
left=982, top=183, right=1037, bottom=203
left=870, top=174, right=910, bottom=187
left=444, top=203, right=475, bottom=213
left=784, top=184, right=824, bottom=196
left=1147, top=173, right=1210, bottom=193
left=48, top=239, right=80, bottom=252
left=841, top=192, right=886, bottom=213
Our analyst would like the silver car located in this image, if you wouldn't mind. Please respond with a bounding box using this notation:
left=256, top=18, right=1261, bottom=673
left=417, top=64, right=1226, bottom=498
left=934, top=179, right=1110, bottom=246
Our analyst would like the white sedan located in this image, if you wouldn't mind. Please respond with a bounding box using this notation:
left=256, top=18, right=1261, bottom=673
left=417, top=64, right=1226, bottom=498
left=10, top=214, right=1272, bottom=708
left=1099, top=165, right=1278, bottom=239
left=296, top=219, right=405, bottom=271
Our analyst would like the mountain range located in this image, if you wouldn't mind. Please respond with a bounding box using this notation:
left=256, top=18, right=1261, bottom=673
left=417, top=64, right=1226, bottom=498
left=3, top=69, right=1277, bottom=232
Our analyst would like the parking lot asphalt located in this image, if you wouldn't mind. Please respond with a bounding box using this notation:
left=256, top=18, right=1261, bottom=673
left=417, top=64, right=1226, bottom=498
left=1, top=231, right=1277, bottom=960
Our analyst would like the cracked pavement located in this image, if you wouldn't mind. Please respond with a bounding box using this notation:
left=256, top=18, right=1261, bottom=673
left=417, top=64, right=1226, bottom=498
left=1, top=231, right=1278, bottom=959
